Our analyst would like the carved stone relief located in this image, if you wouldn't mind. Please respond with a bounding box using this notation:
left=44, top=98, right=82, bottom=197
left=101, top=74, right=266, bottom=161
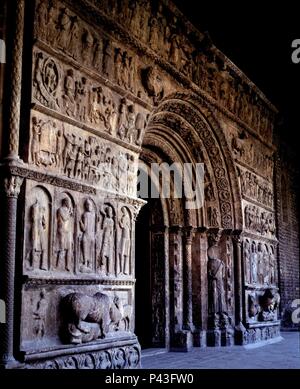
left=82, top=0, right=276, bottom=135
left=20, top=285, right=134, bottom=354
left=238, top=166, right=274, bottom=208
left=228, top=127, right=274, bottom=180
left=243, top=202, right=276, bottom=238
left=32, top=48, right=148, bottom=147
left=246, top=289, right=280, bottom=323
left=23, top=180, right=138, bottom=279
left=24, top=186, right=51, bottom=272
left=28, top=110, right=138, bottom=196
left=243, top=238, right=278, bottom=287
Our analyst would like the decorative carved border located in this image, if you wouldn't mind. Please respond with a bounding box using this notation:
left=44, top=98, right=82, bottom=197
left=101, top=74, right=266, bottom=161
left=63, top=0, right=277, bottom=150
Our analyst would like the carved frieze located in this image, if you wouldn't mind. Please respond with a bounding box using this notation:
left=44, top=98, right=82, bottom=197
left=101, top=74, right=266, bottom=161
left=20, top=284, right=134, bottom=353
left=23, top=180, right=137, bottom=279
left=243, top=238, right=278, bottom=288
left=243, top=202, right=276, bottom=239
left=238, top=166, right=274, bottom=209
left=228, top=127, right=274, bottom=180
left=32, top=48, right=148, bottom=147
left=28, top=110, right=138, bottom=196
left=75, top=0, right=276, bottom=135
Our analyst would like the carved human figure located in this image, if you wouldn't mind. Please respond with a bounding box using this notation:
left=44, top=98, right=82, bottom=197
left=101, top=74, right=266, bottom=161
left=263, top=244, right=270, bottom=285
left=269, top=245, right=276, bottom=285
left=207, top=234, right=226, bottom=317
left=67, top=16, right=80, bottom=59
left=118, top=152, right=128, bottom=194
left=30, top=199, right=48, bottom=271
left=62, top=69, right=76, bottom=116
left=118, top=207, right=131, bottom=275
left=56, top=198, right=74, bottom=271
left=127, top=154, right=135, bottom=195
left=117, top=98, right=128, bottom=140
left=102, top=39, right=113, bottom=77
left=31, top=117, right=42, bottom=165
left=257, top=243, right=264, bottom=285
left=250, top=242, right=258, bottom=284
left=79, top=199, right=95, bottom=273
left=208, top=207, right=218, bottom=227
left=36, top=0, right=50, bottom=41
left=82, top=29, right=94, bottom=65
left=126, top=104, right=136, bottom=143
left=99, top=206, right=115, bottom=275
left=244, top=239, right=251, bottom=284
left=33, top=289, right=47, bottom=339
left=47, top=4, right=58, bottom=45
left=56, top=8, right=72, bottom=50
left=55, top=129, right=64, bottom=169
left=149, top=15, right=159, bottom=50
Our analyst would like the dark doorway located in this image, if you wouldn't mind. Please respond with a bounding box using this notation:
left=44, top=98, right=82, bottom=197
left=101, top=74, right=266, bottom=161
left=135, top=197, right=166, bottom=349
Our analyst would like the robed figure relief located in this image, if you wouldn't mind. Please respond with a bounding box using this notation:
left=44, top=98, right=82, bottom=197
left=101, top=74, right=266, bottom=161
left=207, top=244, right=226, bottom=317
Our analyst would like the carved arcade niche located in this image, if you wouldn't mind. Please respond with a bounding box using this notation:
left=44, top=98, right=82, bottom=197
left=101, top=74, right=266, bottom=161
left=23, top=180, right=137, bottom=277
left=206, top=231, right=234, bottom=347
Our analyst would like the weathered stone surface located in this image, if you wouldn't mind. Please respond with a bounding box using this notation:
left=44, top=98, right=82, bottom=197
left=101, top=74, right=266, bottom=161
left=0, top=0, right=298, bottom=370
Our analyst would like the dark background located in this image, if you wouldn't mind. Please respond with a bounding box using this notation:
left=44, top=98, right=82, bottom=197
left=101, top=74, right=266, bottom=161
left=173, top=0, right=300, bottom=150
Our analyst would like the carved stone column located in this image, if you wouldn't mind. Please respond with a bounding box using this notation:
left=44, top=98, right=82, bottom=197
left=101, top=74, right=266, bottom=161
left=5, top=0, right=24, bottom=160
left=183, top=226, right=195, bottom=333
left=232, top=232, right=247, bottom=345
left=169, top=226, right=183, bottom=336
left=0, top=175, right=23, bottom=367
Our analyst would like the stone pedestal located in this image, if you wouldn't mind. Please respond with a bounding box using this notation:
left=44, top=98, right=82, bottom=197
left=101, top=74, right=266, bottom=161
left=170, top=331, right=193, bottom=352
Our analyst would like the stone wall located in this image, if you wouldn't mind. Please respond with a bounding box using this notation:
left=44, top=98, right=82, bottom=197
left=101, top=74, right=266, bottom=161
left=275, top=142, right=300, bottom=329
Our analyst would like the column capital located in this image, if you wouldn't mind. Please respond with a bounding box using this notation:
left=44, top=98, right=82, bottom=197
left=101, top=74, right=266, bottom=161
left=3, top=175, right=23, bottom=198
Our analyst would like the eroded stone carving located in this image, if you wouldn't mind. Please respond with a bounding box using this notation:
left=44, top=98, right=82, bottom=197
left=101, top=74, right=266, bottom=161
left=56, top=196, right=74, bottom=272
left=98, top=205, right=115, bottom=276
left=33, top=289, right=47, bottom=338
left=239, top=168, right=273, bottom=208
left=258, top=289, right=280, bottom=322
left=62, top=291, right=131, bottom=344
left=244, top=204, right=276, bottom=238
left=79, top=199, right=96, bottom=273
left=29, top=111, right=138, bottom=195
left=32, top=49, right=147, bottom=145
left=207, top=232, right=226, bottom=323
left=118, top=207, right=132, bottom=275
left=25, top=186, right=51, bottom=272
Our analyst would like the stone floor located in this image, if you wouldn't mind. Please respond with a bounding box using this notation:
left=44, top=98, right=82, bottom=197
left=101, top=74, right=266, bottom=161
left=141, top=332, right=300, bottom=369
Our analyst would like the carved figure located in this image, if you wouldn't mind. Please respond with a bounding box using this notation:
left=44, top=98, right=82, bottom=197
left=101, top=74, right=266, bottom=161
left=33, top=289, right=47, bottom=338
left=99, top=206, right=115, bottom=275
left=79, top=199, right=95, bottom=273
left=118, top=207, right=131, bottom=275
left=56, top=197, right=73, bottom=271
left=30, top=199, right=48, bottom=271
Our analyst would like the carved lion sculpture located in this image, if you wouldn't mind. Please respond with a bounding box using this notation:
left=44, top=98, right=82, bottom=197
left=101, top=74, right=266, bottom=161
left=62, top=292, right=111, bottom=344
left=62, top=291, right=132, bottom=344
left=111, top=296, right=132, bottom=332
left=258, top=289, right=280, bottom=322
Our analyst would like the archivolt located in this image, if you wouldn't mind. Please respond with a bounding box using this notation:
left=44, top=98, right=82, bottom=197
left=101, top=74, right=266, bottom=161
left=140, top=92, right=243, bottom=231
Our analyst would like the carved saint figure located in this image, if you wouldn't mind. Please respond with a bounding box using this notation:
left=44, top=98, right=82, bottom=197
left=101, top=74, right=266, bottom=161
left=56, top=197, right=73, bottom=271
left=30, top=199, right=48, bottom=271
left=207, top=236, right=226, bottom=316
left=244, top=239, right=251, bottom=284
left=269, top=245, right=276, bottom=285
left=257, top=243, right=264, bottom=285
left=99, top=206, right=115, bottom=275
left=250, top=242, right=258, bottom=284
left=33, top=289, right=47, bottom=339
left=79, top=199, right=95, bottom=273
left=31, top=117, right=42, bottom=165
left=118, top=207, right=131, bottom=275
